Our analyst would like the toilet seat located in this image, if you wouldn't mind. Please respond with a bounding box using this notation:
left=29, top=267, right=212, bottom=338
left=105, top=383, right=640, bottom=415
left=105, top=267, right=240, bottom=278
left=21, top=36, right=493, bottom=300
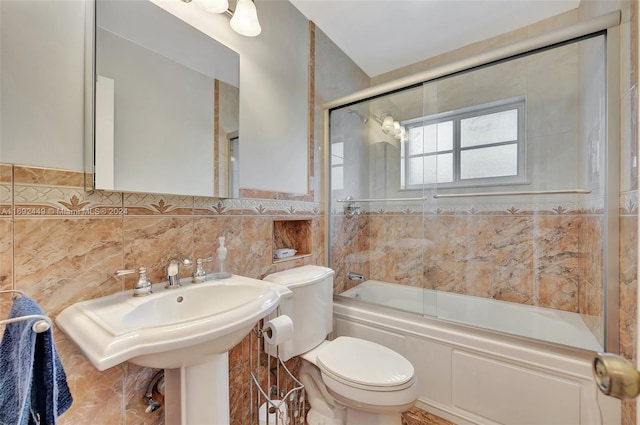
left=316, top=336, right=415, bottom=391
left=320, top=370, right=419, bottom=411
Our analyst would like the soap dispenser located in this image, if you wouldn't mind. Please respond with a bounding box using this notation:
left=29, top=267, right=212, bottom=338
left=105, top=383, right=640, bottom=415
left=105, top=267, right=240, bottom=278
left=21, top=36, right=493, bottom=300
left=211, top=236, right=232, bottom=279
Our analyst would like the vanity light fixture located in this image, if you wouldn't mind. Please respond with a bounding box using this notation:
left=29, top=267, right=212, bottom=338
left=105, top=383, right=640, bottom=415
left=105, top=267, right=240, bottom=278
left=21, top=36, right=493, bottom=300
left=229, top=0, right=262, bottom=37
left=194, top=0, right=228, bottom=14
left=182, top=0, right=262, bottom=37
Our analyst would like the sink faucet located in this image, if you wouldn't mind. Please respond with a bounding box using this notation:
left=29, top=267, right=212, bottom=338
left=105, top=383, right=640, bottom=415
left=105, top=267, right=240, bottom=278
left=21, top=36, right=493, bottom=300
left=116, top=266, right=152, bottom=297
left=192, top=257, right=213, bottom=283
left=166, top=258, right=193, bottom=289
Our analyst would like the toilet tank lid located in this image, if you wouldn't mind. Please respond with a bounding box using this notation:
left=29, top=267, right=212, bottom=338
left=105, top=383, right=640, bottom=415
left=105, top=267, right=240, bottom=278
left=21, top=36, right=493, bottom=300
left=263, top=265, right=334, bottom=288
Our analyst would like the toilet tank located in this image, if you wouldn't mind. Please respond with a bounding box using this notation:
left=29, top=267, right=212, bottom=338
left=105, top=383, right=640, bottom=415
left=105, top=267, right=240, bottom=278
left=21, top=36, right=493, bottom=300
left=263, top=265, right=334, bottom=361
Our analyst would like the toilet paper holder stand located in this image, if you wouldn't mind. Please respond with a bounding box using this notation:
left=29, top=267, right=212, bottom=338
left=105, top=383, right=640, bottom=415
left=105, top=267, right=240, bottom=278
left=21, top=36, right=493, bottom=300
left=593, top=352, right=640, bottom=400
left=249, top=317, right=305, bottom=425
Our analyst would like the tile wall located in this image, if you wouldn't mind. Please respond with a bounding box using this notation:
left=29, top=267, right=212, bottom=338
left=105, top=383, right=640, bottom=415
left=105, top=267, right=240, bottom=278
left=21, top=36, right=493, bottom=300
left=0, top=163, right=323, bottom=424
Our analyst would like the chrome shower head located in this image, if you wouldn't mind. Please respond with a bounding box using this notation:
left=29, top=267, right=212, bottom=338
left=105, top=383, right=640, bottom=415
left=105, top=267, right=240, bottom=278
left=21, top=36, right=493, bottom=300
left=347, top=108, right=369, bottom=125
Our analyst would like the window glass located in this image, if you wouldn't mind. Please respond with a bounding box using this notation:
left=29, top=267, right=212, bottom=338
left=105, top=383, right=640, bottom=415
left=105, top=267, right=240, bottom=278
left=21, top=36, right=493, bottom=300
left=409, top=156, right=427, bottom=184
left=408, top=153, right=454, bottom=185
left=436, top=153, right=454, bottom=183
left=403, top=98, right=524, bottom=188
left=461, top=109, right=518, bottom=148
left=408, top=121, right=454, bottom=155
left=461, top=144, right=518, bottom=179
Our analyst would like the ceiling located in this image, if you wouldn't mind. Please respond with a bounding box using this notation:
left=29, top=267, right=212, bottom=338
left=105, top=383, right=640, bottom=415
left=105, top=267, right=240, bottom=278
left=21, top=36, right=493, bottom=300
left=288, top=0, right=581, bottom=77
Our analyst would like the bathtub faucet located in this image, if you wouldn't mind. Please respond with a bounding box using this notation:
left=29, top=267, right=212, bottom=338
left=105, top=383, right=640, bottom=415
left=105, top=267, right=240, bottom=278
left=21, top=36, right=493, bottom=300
left=347, top=272, right=365, bottom=281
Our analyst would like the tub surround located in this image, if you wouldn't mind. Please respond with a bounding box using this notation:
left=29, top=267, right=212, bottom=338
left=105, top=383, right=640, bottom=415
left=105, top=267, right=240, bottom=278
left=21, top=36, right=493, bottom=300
left=332, top=201, right=608, bottom=347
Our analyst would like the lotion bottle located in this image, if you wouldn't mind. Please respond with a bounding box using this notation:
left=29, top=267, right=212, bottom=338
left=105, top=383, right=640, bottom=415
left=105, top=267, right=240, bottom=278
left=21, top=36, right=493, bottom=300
left=211, top=236, right=232, bottom=279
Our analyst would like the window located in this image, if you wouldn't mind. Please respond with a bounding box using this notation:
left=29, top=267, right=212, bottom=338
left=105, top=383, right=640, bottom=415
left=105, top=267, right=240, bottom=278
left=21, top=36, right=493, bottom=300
left=401, top=97, right=525, bottom=189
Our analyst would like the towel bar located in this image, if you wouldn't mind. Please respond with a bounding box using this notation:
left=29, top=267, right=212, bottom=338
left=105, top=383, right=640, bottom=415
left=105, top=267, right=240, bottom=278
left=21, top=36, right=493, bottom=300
left=0, top=289, right=25, bottom=299
left=0, top=315, right=52, bottom=333
left=0, top=290, right=52, bottom=333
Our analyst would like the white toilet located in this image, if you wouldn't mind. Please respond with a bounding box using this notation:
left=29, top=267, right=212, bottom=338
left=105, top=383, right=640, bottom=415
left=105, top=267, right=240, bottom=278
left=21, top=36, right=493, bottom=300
left=263, top=265, right=419, bottom=425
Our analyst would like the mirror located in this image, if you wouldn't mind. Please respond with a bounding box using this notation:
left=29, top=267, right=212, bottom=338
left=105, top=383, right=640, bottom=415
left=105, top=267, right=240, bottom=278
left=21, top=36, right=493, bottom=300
left=87, top=0, right=240, bottom=197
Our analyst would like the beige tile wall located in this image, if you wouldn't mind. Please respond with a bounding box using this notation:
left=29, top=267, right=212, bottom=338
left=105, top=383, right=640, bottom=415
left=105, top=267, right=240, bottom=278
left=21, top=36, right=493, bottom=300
left=332, top=205, right=606, bottom=340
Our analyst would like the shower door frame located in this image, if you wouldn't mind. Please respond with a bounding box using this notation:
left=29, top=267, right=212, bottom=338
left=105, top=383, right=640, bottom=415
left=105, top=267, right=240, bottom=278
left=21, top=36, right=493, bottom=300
left=322, top=11, right=622, bottom=353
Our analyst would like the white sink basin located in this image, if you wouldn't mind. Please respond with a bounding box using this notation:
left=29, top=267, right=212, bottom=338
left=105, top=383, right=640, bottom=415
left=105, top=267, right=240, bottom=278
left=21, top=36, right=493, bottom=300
left=56, top=275, right=284, bottom=370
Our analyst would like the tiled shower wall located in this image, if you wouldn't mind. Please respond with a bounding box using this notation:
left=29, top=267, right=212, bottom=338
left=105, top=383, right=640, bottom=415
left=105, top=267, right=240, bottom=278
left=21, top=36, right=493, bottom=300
left=0, top=163, right=323, bottom=424
left=332, top=203, right=607, bottom=339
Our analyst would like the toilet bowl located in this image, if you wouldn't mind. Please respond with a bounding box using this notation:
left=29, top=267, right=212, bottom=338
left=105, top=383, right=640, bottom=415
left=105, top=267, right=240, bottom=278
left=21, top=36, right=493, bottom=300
left=263, top=266, right=419, bottom=425
left=303, top=337, right=419, bottom=424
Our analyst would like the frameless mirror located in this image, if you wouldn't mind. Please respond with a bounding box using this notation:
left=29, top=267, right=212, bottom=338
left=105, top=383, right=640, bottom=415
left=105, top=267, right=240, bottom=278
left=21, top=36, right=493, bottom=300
left=86, top=0, right=240, bottom=197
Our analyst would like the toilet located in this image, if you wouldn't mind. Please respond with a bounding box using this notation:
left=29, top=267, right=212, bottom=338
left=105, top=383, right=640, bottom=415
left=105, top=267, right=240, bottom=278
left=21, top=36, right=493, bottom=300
left=263, top=265, right=419, bottom=425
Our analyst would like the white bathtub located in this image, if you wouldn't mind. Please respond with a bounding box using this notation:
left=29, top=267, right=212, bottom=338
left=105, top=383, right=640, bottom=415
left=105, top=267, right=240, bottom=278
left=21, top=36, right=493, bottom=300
left=340, top=280, right=603, bottom=352
left=335, top=281, right=619, bottom=425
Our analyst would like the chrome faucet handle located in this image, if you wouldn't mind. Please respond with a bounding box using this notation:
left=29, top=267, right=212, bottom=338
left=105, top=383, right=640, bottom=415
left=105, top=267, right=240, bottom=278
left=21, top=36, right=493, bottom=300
left=165, top=258, right=193, bottom=289
left=192, top=257, right=213, bottom=283
left=116, top=266, right=153, bottom=297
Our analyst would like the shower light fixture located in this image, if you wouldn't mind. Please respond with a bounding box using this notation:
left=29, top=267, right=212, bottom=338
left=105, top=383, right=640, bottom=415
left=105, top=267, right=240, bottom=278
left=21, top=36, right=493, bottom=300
left=353, top=111, right=409, bottom=142
left=182, top=0, right=261, bottom=37
left=381, top=115, right=395, bottom=134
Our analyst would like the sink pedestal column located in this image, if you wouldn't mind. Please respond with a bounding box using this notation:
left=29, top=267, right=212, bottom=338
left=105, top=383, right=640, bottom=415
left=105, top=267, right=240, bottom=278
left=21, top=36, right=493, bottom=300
left=164, top=353, right=230, bottom=425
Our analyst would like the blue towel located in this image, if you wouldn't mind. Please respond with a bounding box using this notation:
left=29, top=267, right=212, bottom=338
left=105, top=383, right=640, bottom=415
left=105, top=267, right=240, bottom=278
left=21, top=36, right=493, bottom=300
left=0, top=296, right=73, bottom=425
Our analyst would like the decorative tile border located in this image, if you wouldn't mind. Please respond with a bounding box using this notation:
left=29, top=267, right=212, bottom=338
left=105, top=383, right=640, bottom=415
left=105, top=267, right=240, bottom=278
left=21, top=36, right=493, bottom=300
left=0, top=165, right=12, bottom=215
left=621, top=190, right=639, bottom=215
left=0, top=185, right=10, bottom=215
left=237, top=199, right=318, bottom=216
left=331, top=195, right=607, bottom=216
left=194, top=197, right=244, bottom=215
left=123, top=193, right=193, bottom=216
left=4, top=164, right=321, bottom=218
left=8, top=164, right=626, bottom=218
left=13, top=185, right=122, bottom=217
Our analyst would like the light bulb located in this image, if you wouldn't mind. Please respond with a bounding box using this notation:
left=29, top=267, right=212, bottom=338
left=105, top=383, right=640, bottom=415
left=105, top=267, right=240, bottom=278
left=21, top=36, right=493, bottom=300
left=381, top=115, right=394, bottom=134
left=194, top=0, right=229, bottom=14
left=230, top=0, right=261, bottom=37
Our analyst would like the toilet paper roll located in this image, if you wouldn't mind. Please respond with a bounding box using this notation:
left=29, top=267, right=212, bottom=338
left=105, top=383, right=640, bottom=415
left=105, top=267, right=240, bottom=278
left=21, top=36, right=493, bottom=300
left=262, top=315, right=294, bottom=346
left=258, top=400, right=287, bottom=425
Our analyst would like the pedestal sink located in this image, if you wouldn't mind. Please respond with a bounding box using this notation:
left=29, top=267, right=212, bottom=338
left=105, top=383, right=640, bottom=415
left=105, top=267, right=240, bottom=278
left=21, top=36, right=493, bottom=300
left=56, top=275, right=286, bottom=424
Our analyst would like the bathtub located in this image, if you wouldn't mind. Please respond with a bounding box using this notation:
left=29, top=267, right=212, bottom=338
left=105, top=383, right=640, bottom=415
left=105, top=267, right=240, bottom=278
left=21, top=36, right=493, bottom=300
left=335, top=281, right=620, bottom=425
left=340, top=280, right=603, bottom=352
